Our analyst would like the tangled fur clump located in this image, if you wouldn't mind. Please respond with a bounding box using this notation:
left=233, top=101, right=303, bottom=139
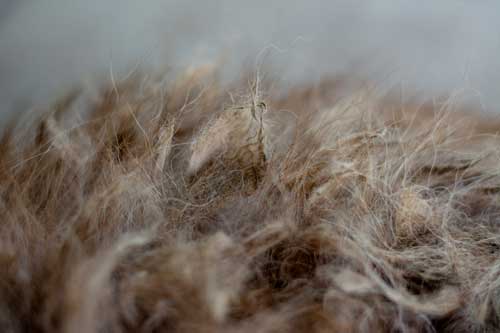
left=2, top=68, right=500, bottom=332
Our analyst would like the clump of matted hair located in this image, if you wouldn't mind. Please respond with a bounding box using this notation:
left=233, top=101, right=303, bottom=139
left=1, top=68, right=500, bottom=332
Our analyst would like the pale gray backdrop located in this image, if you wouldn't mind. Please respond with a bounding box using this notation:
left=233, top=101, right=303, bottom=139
left=1, top=0, right=499, bottom=121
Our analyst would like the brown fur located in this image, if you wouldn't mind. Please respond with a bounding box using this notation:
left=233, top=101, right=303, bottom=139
left=1, top=68, right=500, bottom=332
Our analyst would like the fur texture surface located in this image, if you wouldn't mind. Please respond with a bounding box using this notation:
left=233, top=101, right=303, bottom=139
left=2, top=69, right=500, bottom=332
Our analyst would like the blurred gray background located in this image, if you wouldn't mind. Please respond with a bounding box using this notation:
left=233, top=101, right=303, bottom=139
left=1, top=0, right=500, bottom=120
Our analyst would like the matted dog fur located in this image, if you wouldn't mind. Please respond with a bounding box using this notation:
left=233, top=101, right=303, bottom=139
left=1, top=68, right=500, bottom=332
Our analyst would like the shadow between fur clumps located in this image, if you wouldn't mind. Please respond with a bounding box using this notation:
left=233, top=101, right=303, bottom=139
left=2, top=69, right=500, bottom=332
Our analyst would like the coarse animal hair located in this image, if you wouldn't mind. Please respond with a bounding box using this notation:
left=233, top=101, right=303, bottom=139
left=1, top=68, right=500, bottom=332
